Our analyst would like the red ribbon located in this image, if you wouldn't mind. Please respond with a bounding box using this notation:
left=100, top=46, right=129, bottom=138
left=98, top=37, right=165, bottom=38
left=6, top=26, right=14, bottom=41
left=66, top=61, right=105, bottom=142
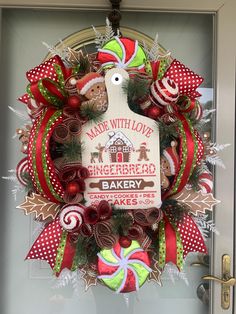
left=163, top=215, right=177, bottom=265
left=164, top=59, right=204, bottom=98
left=19, top=55, right=72, bottom=107
left=163, top=112, right=202, bottom=199
left=28, top=108, right=65, bottom=203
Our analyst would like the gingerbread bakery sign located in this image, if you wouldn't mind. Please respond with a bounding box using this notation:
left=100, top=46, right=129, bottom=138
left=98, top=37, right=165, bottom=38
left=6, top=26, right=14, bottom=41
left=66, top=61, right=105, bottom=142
left=81, top=68, right=161, bottom=209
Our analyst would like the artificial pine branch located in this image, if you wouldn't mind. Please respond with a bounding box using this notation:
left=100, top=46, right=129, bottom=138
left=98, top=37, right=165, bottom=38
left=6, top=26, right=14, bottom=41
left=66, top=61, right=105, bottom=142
left=158, top=120, right=179, bottom=154
left=111, top=209, right=133, bottom=236
left=78, top=56, right=91, bottom=74
left=21, top=172, right=34, bottom=193
left=122, top=76, right=150, bottom=114
left=188, top=164, right=210, bottom=191
left=122, top=77, right=150, bottom=103
left=80, top=102, right=104, bottom=124
left=60, top=138, right=83, bottom=161
left=75, top=236, right=100, bottom=266
left=161, top=199, right=189, bottom=222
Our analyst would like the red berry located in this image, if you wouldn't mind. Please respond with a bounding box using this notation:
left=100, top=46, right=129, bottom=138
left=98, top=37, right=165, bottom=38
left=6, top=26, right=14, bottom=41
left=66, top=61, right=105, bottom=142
left=66, top=181, right=80, bottom=195
left=67, top=95, right=81, bottom=109
left=147, top=105, right=162, bottom=120
left=119, top=236, right=132, bottom=248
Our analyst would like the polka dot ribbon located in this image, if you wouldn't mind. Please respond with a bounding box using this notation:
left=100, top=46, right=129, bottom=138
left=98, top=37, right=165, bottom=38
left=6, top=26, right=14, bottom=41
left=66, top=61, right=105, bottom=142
left=26, top=218, right=77, bottom=276
left=163, top=59, right=204, bottom=99
left=28, top=108, right=65, bottom=203
left=18, top=55, right=72, bottom=107
left=158, top=214, right=207, bottom=269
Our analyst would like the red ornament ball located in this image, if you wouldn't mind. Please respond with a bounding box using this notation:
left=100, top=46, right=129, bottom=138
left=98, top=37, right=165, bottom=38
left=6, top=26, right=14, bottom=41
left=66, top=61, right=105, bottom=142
left=147, top=105, right=162, bottom=120
left=119, top=236, right=132, bottom=248
left=66, top=181, right=80, bottom=195
left=66, top=95, right=81, bottom=109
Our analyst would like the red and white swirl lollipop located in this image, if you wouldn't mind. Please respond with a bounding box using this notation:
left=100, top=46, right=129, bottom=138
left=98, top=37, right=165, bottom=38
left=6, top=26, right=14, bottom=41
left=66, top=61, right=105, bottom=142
left=59, top=205, right=84, bottom=233
left=150, top=77, right=179, bottom=108
left=198, top=171, right=213, bottom=194
left=16, top=157, right=29, bottom=186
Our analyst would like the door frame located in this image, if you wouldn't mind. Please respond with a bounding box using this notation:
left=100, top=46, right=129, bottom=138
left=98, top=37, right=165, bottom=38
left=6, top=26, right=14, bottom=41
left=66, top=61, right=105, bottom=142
left=0, top=1, right=235, bottom=313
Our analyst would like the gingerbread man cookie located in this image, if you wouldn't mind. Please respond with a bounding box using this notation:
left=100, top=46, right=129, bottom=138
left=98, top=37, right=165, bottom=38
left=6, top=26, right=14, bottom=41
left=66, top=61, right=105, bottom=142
left=160, top=140, right=179, bottom=190
left=77, top=72, right=108, bottom=112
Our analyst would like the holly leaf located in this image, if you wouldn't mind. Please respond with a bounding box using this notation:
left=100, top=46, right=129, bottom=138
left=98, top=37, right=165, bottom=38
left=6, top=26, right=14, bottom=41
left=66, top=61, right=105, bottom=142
left=148, top=254, right=162, bottom=286
left=171, top=187, right=220, bottom=216
left=80, top=266, right=98, bottom=291
left=17, top=193, right=61, bottom=220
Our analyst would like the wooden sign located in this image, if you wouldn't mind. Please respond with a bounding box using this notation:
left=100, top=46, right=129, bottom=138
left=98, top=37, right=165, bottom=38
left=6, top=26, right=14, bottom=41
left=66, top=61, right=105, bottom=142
left=81, top=68, right=161, bottom=209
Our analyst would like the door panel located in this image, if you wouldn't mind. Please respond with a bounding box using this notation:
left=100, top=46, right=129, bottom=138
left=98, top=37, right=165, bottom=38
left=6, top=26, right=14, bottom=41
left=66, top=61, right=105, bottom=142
left=0, top=7, right=233, bottom=314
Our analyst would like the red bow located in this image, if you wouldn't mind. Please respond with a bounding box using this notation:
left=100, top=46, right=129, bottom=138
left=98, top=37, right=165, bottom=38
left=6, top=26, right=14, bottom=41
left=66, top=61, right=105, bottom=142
left=19, top=55, right=72, bottom=108
left=164, top=59, right=203, bottom=98
left=26, top=218, right=77, bottom=276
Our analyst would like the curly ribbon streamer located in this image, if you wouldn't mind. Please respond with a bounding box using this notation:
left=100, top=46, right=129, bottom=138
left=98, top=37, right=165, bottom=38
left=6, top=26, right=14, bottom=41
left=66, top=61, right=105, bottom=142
left=65, top=118, right=82, bottom=136
left=52, top=118, right=82, bottom=144
left=18, top=55, right=73, bottom=108
left=59, top=168, right=77, bottom=183
left=133, top=207, right=162, bottom=227
left=127, top=224, right=152, bottom=250
left=128, top=224, right=144, bottom=240
left=53, top=124, right=70, bottom=143
left=84, top=206, right=100, bottom=225
left=158, top=215, right=183, bottom=270
left=63, top=191, right=83, bottom=204
left=97, top=201, right=112, bottom=221
left=28, top=108, right=65, bottom=203
left=93, top=221, right=118, bottom=249
left=163, top=112, right=203, bottom=199
left=79, top=223, right=93, bottom=237
left=63, top=107, right=84, bottom=121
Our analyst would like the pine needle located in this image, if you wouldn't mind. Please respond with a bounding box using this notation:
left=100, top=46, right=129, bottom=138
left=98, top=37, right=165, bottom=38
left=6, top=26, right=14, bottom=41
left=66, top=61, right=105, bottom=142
left=111, top=209, right=133, bottom=236
left=80, top=103, right=104, bottom=124
left=122, top=77, right=150, bottom=103
left=158, top=120, right=179, bottom=154
left=60, top=139, right=83, bottom=162
left=161, top=199, right=189, bottom=222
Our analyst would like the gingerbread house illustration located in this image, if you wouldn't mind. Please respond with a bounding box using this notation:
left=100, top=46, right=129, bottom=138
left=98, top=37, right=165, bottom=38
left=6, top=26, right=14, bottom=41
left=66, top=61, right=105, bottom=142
left=105, top=131, right=134, bottom=163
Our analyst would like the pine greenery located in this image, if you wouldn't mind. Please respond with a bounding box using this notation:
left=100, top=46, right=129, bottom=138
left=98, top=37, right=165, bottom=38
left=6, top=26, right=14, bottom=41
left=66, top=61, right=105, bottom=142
left=80, top=103, right=104, bottom=124
left=111, top=209, right=133, bottom=236
left=61, top=139, right=83, bottom=161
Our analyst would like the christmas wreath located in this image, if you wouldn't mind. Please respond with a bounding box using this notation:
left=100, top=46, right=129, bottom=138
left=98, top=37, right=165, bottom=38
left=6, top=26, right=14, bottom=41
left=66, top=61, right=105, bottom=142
left=11, top=22, right=225, bottom=293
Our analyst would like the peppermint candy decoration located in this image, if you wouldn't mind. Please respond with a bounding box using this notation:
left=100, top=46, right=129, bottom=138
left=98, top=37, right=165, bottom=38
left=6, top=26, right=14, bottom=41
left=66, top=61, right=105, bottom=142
left=97, top=240, right=151, bottom=293
left=27, top=98, right=44, bottom=119
left=198, top=171, right=213, bottom=194
left=150, top=77, right=179, bottom=108
left=59, top=205, right=84, bottom=233
left=190, top=100, right=203, bottom=121
left=97, top=37, right=147, bottom=70
left=16, top=157, right=28, bottom=186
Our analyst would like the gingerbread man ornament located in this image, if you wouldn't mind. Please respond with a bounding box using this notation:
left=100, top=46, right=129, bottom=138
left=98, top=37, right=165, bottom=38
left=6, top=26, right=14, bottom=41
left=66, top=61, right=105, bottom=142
left=160, top=141, right=179, bottom=190
left=77, top=72, right=108, bottom=112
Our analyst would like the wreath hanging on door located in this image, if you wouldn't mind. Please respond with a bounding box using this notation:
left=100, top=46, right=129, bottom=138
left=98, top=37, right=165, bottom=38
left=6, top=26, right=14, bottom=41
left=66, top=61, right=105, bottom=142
left=13, top=21, right=224, bottom=293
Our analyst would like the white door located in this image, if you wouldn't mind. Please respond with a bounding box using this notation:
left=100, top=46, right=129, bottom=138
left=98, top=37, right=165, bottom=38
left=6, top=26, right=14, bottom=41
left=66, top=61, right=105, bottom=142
left=0, top=1, right=235, bottom=314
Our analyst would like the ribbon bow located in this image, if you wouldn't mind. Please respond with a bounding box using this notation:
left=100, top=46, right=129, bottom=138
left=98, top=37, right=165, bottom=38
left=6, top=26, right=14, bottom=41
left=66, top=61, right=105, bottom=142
left=19, top=55, right=73, bottom=108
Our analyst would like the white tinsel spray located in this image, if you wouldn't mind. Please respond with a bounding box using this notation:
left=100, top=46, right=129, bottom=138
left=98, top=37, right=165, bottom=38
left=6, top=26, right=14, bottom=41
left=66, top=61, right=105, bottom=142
left=93, top=18, right=115, bottom=49
left=2, top=169, right=24, bottom=201
left=194, top=213, right=220, bottom=239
